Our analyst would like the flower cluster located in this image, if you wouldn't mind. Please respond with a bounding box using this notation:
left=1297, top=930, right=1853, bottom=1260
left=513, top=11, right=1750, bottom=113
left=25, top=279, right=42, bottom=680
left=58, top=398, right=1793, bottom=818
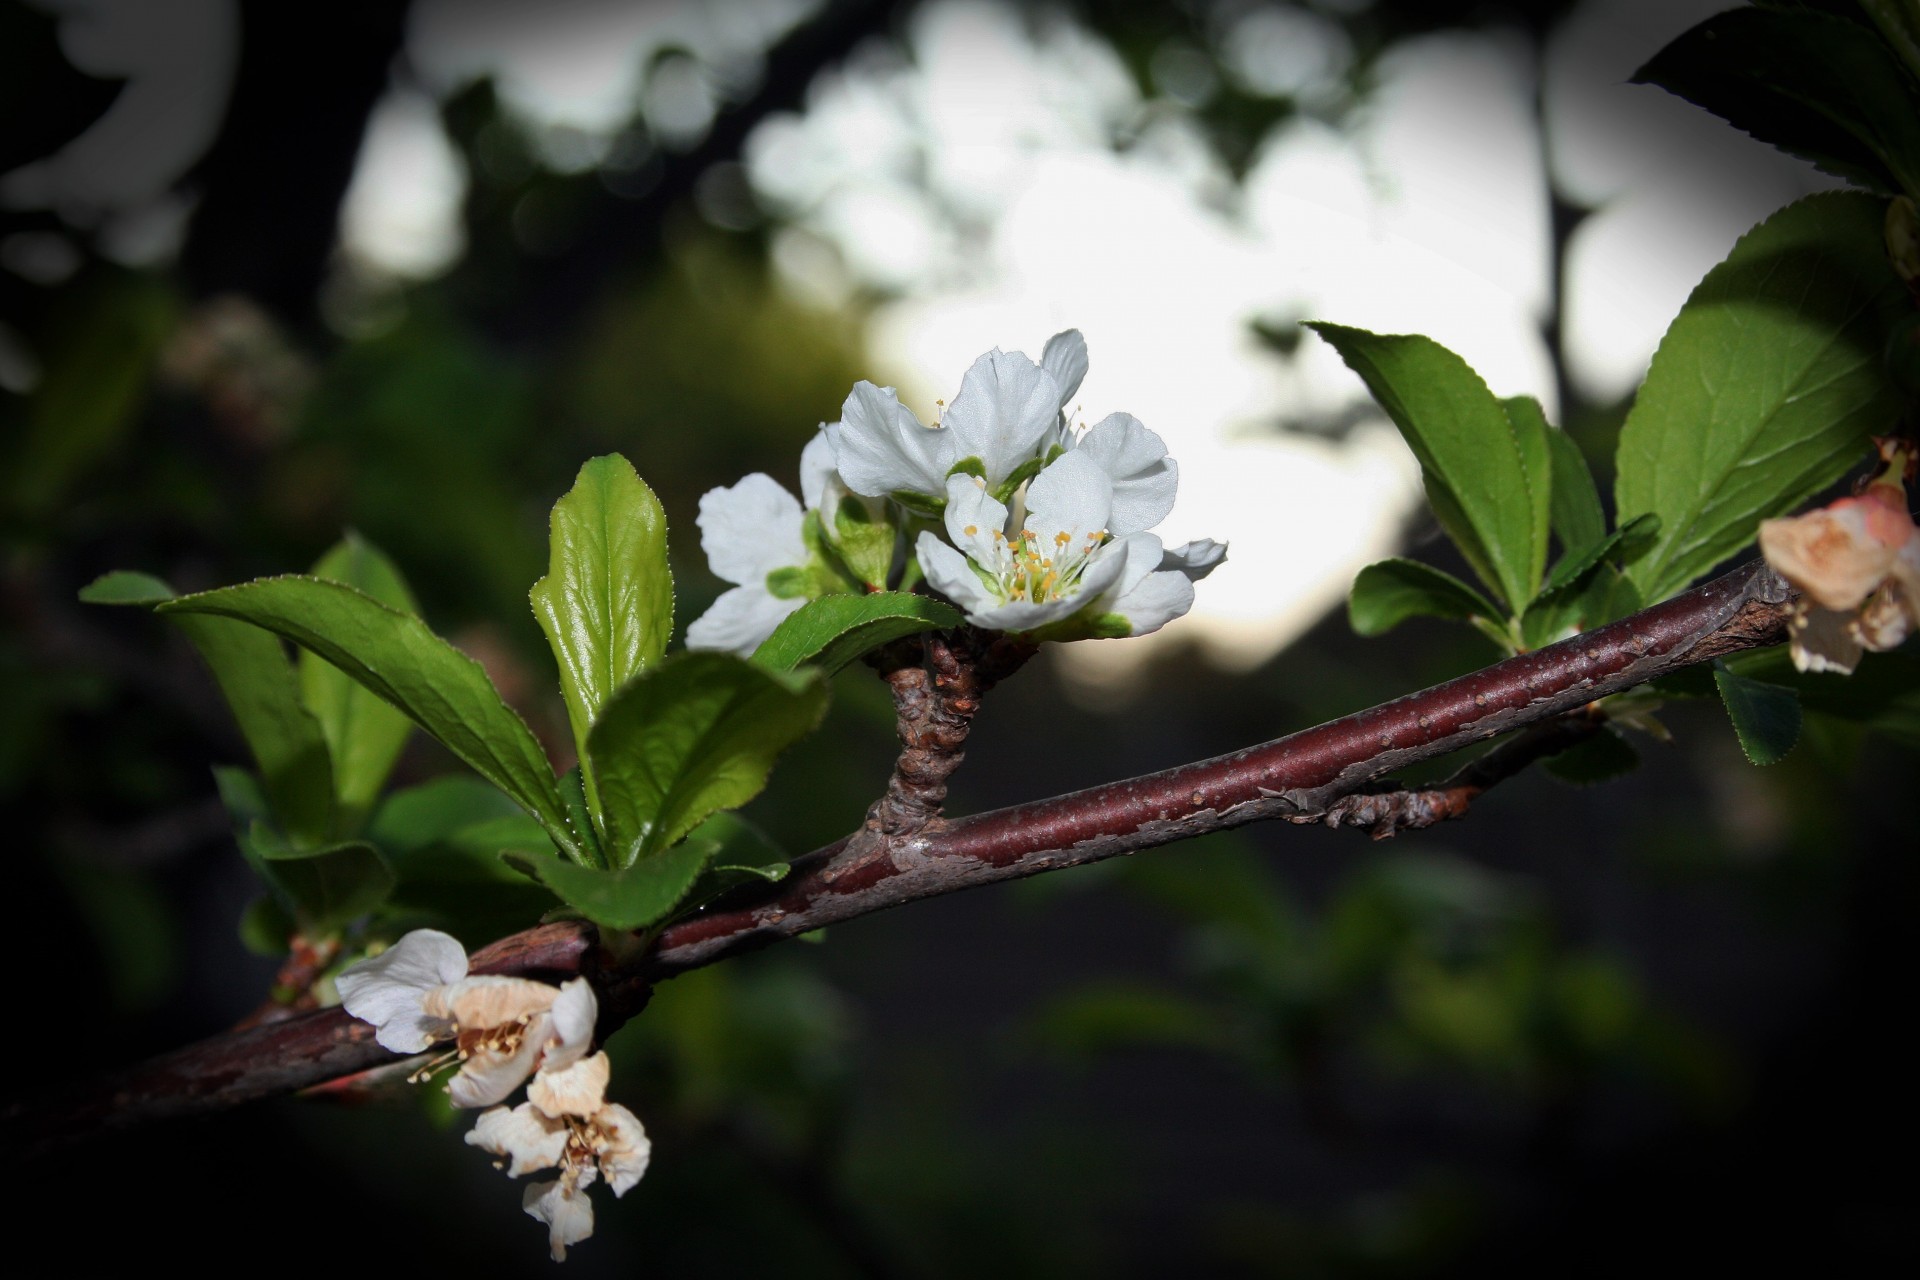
left=1758, top=446, right=1919, bottom=674
left=686, top=330, right=1225, bottom=654
left=337, top=930, right=649, bottom=1261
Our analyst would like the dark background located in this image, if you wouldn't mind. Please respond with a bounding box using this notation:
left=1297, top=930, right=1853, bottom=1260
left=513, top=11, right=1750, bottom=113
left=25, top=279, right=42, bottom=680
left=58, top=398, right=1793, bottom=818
left=2, top=1, right=1912, bottom=1274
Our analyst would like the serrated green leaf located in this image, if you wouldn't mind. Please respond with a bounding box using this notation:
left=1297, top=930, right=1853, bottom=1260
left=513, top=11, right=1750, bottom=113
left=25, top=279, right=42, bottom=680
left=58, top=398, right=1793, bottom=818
left=1308, top=323, right=1548, bottom=610
left=502, top=839, right=718, bottom=931
left=85, top=571, right=337, bottom=841
left=751, top=591, right=963, bottom=674
left=1713, top=662, right=1802, bottom=766
left=1348, top=558, right=1504, bottom=638
left=529, top=455, right=673, bottom=829
left=304, top=533, right=418, bottom=828
left=1500, top=394, right=1555, bottom=600
left=1520, top=514, right=1661, bottom=648
left=1543, top=728, right=1642, bottom=785
left=159, top=576, right=575, bottom=858
left=1633, top=7, right=1920, bottom=197
left=1616, top=192, right=1908, bottom=602
left=1542, top=423, right=1606, bottom=552
left=587, top=652, right=829, bottom=865
left=78, top=570, right=176, bottom=605
left=1726, top=650, right=1920, bottom=748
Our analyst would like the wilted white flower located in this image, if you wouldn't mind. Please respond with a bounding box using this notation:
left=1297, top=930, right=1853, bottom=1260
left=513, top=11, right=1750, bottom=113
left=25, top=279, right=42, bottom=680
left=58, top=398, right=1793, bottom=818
left=1759, top=469, right=1919, bottom=673
left=467, top=1049, right=653, bottom=1262
left=336, top=930, right=598, bottom=1109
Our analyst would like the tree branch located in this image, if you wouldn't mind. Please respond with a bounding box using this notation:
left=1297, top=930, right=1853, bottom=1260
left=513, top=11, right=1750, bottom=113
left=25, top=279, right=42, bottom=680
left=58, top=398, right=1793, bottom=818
left=5, top=559, right=1792, bottom=1152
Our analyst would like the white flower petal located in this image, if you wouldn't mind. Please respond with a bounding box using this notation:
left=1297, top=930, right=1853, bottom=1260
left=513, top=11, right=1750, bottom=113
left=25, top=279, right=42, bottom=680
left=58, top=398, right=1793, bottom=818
left=942, top=349, right=1060, bottom=486
left=1074, top=413, right=1177, bottom=535
left=697, top=473, right=807, bottom=586
left=595, top=1103, right=652, bottom=1196
left=1108, top=568, right=1196, bottom=637
left=449, top=1010, right=552, bottom=1109
left=917, top=532, right=1002, bottom=616
left=799, top=430, right=837, bottom=513
left=1040, top=329, right=1088, bottom=409
left=1106, top=533, right=1166, bottom=599
left=1162, top=538, right=1227, bottom=581
left=529, top=1050, right=610, bottom=1119
left=336, top=929, right=468, bottom=1054
left=467, top=1103, right=569, bottom=1177
left=539, top=977, right=598, bottom=1072
left=827, top=381, right=951, bottom=498
left=523, top=1178, right=596, bottom=1262
left=1024, top=449, right=1114, bottom=541
left=941, top=474, right=1010, bottom=563
left=685, top=584, right=806, bottom=656
left=428, top=975, right=559, bottom=1029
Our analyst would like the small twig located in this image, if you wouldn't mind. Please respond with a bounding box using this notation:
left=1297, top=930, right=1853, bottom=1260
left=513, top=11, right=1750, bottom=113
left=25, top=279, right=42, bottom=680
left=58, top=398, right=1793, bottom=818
left=862, top=628, right=1034, bottom=837
left=1310, top=711, right=1604, bottom=839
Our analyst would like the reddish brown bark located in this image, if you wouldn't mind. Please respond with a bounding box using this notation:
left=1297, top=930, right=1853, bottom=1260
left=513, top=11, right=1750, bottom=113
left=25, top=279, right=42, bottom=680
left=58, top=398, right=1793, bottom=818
left=5, top=560, right=1793, bottom=1152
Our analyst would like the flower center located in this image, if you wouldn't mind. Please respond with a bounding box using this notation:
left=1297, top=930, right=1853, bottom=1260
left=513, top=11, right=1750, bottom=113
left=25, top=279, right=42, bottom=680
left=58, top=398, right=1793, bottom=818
left=985, top=525, right=1107, bottom=603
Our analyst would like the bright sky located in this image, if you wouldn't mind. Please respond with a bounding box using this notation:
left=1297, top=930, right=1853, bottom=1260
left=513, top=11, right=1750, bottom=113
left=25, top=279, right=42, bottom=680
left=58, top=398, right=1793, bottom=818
left=14, top=0, right=1822, bottom=687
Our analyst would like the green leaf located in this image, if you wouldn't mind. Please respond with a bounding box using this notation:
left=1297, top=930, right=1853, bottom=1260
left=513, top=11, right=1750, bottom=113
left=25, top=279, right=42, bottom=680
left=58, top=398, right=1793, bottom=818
left=751, top=591, right=963, bottom=674
left=826, top=497, right=897, bottom=589
left=84, top=570, right=336, bottom=843
left=1520, top=514, right=1661, bottom=648
left=367, top=776, right=527, bottom=851
left=78, top=570, right=177, bottom=606
left=171, top=614, right=337, bottom=844
left=1348, top=558, right=1504, bottom=638
left=304, top=533, right=418, bottom=827
left=1713, top=661, right=1802, bottom=766
left=244, top=825, right=396, bottom=930
left=678, top=811, right=793, bottom=914
left=1633, top=8, right=1920, bottom=197
left=159, top=576, right=576, bottom=858
left=215, top=769, right=395, bottom=929
left=558, top=764, right=607, bottom=869
left=1308, top=323, right=1549, bottom=610
left=1543, top=728, right=1641, bottom=786
left=588, top=651, right=829, bottom=865
left=1499, top=394, right=1555, bottom=598
left=529, top=455, right=673, bottom=827
left=1615, top=192, right=1908, bottom=602
left=1542, top=423, right=1606, bottom=552
left=502, top=839, right=718, bottom=931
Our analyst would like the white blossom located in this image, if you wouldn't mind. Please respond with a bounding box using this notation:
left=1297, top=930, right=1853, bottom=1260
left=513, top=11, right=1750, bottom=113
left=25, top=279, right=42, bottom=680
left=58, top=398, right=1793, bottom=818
left=686, top=433, right=882, bottom=655
left=917, top=452, right=1131, bottom=632
left=827, top=345, right=1064, bottom=501
left=335, top=928, right=467, bottom=1053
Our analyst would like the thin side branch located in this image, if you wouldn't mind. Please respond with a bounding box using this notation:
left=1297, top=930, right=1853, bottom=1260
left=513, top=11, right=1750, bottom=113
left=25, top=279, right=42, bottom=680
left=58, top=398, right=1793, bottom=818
left=6, top=560, right=1793, bottom=1151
